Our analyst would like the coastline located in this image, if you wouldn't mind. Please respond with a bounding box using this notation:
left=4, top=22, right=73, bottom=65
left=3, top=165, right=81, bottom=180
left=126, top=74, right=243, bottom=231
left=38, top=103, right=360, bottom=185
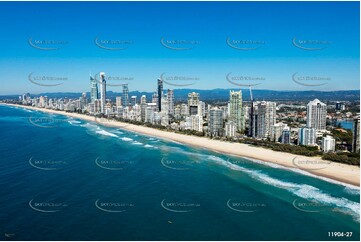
left=4, top=103, right=360, bottom=187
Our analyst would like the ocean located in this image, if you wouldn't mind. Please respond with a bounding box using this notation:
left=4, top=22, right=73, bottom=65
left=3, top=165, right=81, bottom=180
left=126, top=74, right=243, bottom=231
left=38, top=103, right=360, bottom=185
left=0, top=104, right=359, bottom=241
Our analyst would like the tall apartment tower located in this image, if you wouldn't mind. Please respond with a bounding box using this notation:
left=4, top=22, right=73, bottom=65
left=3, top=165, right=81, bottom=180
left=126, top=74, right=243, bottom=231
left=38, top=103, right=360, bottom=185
left=306, top=99, right=327, bottom=130
left=90, top=75, right=98, bottom=103
left=188, top=92, right=200, bottom=115
left=122, top=84, right=129, bottom=107
left=157, top=78, right=163, bottom=112
left=208, top=108, right=224, bottom=137
left=352, top=117, right=360, bottom=153
left=99, top=72, right=106, bottom=113
left=167, top=89, right=174, bottom=116
left=229, top=90, right=244, bottom=132
left=250, top=101, right=276, bottom=139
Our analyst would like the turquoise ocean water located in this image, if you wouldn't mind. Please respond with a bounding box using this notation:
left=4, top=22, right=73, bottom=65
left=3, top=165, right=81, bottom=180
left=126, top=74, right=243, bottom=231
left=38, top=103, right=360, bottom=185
left=0, top=104, right=359, bottom=241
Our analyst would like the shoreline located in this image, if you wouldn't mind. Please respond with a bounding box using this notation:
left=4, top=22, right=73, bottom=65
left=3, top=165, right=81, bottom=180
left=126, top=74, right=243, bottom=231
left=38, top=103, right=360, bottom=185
left=3, top=103, right=360, bottom=187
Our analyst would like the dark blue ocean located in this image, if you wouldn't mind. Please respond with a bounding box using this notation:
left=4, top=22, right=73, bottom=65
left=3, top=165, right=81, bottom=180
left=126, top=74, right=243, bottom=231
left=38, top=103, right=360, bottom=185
left=0, top=104, right=359, bottom=241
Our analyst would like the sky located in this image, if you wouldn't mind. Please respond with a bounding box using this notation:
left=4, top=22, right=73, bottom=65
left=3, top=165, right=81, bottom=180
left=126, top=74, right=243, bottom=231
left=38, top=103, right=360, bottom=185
left=0, top=1, right=359, bottom=95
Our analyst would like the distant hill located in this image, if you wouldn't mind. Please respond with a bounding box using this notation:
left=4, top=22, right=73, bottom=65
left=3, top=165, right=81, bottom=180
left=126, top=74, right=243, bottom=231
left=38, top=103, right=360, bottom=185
left=1, top=89, right=359, bottom=102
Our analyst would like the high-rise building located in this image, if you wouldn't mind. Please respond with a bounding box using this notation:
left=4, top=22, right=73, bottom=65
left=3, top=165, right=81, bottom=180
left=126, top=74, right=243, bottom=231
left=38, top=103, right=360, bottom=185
left=322, top=135, right=335, bottom=153
left=140, top=95, right=147, bottom=104
left=208, top=108, right=223, bottom=137
left=167, top=89, right=174, bottom=116
left=99, top=72, right=106, bottom=113
left=270, top=123, right=287, bottom=142
left=281, top=127, right=291, bottom=144
left=190, top=115, right=203, bottom=132
left=180, top=104, right=188, bottom=116
left=229, top=90, right=244, bottom=132
left=298, top=127, right=316, bottom=146
left=225, top=121, right=236, bottom=138
left=90, top=75, right=98, bottom=103
left=250, top=101, right=276, bottom=139
left=188, top=92, right=200, bottom=115
left=307, top=99, right=327, bottom=130
left=116, top=96, right=122, bottom=107
left=122, top=84, right=129, bottom=107
left=131, top=96, right=137, bottom=106
left=352, top=117, right=360, bottom=153
left=157, top=78, right=163, bottom=111
left=152, top=92, right=158, bottom=110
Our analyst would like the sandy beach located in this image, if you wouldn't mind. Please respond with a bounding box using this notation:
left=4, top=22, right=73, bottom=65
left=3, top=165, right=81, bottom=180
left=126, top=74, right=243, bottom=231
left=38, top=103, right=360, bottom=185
left=4, top=103, right=360, bottom=186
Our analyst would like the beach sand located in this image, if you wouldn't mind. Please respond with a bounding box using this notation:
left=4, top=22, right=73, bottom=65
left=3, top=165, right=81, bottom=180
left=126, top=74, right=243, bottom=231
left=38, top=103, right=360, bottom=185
left=5, top=103, right=360, bottom=186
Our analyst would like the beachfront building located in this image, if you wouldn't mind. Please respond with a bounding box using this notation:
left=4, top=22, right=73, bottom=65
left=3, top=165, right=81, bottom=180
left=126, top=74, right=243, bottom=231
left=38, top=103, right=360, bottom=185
left=250, top=101, right=276, bottom=139
left=298, top=127, right=316, bottom=146
left=188, top=92, right=200, bottom=115
left=352, top=116, right=360, bottom=153
left=167, top=89, right=174, bottom=116
left=228, top=90, right=244, bottom=132
left=130, top=96, right=137, bottom=106
left=90, top=75, right=98, bottom=103
left=307, top=99, right=327, bottom=131
left=225, top=121, right=236, bottom=138
left=99, top=72, right=106, bottom=113
left=208, top=108, right=223, bottom=137
left=281, top=127, right=291, bottom=144
left=157, top=78, right=163, bottom=111
left=190, top=115, right=203, bottom=132
left=322, top=135, right=335, bottom=153
left=270, top=123, right=287, bottom=142
left=122, top=84, right=129, bottom=108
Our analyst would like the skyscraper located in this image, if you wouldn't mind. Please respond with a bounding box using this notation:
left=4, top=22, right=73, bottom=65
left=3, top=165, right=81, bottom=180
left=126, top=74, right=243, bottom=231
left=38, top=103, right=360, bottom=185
left=307, top=99, right=327, bottom=130
left=188, top=92, right=200, bottom=115
left=250, top=101, right=276, bottom=138
left=167, top=89, right=174, bottom=116
left=122, top=84, right=129, bottom=107
left=229, top=90, right=244, bottom=132
left=157, top=78, right=163, bottom=112
left=322, top=135, right=335, bottom=153
left=208, top=107, right=223, bottom=137
left=298, top=127, right=316, bottom=146
left=352, top=117, right=360, bottom=153
left=99, top=72, right=106, bottom=113
left=90, top=75, right=98, bottom=103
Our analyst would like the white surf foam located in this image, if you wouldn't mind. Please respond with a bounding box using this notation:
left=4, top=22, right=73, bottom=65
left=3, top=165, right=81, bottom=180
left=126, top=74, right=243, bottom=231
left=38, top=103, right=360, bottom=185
left=95, top=130, right=118, bottom=137
left=210, top=155, right=360, bottom=221
left=121, top=137, right=133, bottom=142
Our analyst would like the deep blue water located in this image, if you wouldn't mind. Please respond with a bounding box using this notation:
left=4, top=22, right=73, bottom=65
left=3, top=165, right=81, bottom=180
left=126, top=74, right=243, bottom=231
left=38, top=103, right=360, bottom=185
left=0, top=104, right=359, bottom=241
